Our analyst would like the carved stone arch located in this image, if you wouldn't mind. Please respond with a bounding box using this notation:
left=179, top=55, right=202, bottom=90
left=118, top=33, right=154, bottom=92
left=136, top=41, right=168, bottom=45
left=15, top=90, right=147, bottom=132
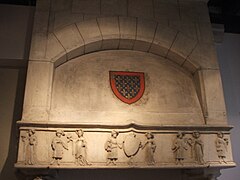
left=45, top=16, right=200, bottom=74
left=17, top=1, right=233, bottom=177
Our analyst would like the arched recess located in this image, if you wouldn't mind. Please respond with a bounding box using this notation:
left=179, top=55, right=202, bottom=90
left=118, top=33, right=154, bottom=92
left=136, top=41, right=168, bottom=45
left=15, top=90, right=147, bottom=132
left=46, top=16, right=200, bottom=74
left=23, top=16, right=210, bottom=123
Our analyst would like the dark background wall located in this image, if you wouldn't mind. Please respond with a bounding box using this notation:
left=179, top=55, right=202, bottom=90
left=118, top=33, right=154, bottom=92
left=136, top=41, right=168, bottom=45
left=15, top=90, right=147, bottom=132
left=0, top=4, right=34, bottom=180
left=0, top=4, right=239, bottom=180
left=217, top=33, right=240, bottom=180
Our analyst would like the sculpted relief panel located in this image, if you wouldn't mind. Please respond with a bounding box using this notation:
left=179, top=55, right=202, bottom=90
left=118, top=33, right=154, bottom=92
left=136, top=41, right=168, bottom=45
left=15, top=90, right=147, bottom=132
left=16, top=128, right=234, bottom=168
left=15, top=0, right=235, bottom=178
left=50, top=50, right=204, bottom=125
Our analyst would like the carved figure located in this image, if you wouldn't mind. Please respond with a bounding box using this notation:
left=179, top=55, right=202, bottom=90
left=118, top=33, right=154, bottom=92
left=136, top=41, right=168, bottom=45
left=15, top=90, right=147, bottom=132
left=74, top=129, right=90, bottom=165
left=142, top=132, right=156, bottom=165
left=105, top=130, right=122, bottom=165
left=172, top=132, right=188, bottom=165
left=21, top=133, right=27, bottom=164
left=50, top=129, right=68, bottom=165
left=191, top=131, right=204, bottom=164
left=27, top=129, right=37, bottom=165
left=216, top=132, right=228, bottom=163
left=21, top=129, right=37, bottom=165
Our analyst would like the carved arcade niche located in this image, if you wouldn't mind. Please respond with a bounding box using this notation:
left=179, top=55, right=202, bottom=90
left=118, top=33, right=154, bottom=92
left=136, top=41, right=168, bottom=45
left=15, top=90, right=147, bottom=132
left=16, top=128, right=234, bottom=169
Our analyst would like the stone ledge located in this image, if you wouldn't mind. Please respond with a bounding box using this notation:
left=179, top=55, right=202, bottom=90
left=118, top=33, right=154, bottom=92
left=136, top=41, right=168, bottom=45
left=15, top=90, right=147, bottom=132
left=15, top=162, right=236, bottom=169
left=17, top=121, right=233, bottom=131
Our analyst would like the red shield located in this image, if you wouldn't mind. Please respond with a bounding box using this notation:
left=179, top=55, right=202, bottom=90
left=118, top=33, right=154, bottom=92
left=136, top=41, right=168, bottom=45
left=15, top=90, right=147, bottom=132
left=109, top=71, right=145, bottom=104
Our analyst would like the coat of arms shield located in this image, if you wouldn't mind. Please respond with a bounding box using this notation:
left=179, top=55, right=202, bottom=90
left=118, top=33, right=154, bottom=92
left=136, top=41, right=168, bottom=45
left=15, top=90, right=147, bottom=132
left=109, top=71, right=145, bottom=104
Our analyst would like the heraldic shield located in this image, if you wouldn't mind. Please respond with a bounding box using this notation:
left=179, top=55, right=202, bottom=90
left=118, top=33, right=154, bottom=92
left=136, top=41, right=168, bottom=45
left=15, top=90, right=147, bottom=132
left=109, top=71, right=145, bottom=104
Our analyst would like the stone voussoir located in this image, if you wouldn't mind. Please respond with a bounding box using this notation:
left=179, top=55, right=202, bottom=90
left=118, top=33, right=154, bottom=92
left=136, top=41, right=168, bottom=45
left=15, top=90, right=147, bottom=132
left=133, top=18, right=158, bottom=52
left=45, top=16, right=204, bottom=73
left=76, top=18, right=102, bottom=54
left=167, top=32, right=198, bottom=66
left=149, top=24, right=178, bottom=57
left=97, top=17, right=120, bottom=50
left=45, top=33, right=67, bottom=64
left=119, top=16, right=137, bottom=49
left=188, top=42, right=219, bottom=69
left=54, top=24, right=85, bottom=60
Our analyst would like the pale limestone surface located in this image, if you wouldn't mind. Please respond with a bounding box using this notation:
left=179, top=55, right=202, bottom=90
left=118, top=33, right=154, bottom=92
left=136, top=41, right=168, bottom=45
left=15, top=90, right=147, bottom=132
left=22, top=61, right=53, bottom=121
left=119, top=17, right=136, bottom=49
left=201, top=70, right=227, bottom=125
left=167, top=32, right=197, bottom=66
left=97, top=17, right=120, bottom=50
left=16, top=0, right=234, bottom=178
left=76, top=19, right=102, bottom=53
left=54, top=24, right=85, bottom=60
left=16, top=129, right=234, bottom=168
left=54, top=11, right=84, bottom=30
left=50, top=50, right=203, bottom=125
left=72, top=0, right=100, bottom=14
left=128, top=0, right=154, bottom=19
left=133, top=19, right=157, bottom=52
left=149, top=24, right=178, bottom=57
left=154, top=0, right=180, bottom=21
left=188, top=43, right=219, bottom=69
left=101, top=0, right=127, bottom=16
left=46, top=33, right=66, bottom=62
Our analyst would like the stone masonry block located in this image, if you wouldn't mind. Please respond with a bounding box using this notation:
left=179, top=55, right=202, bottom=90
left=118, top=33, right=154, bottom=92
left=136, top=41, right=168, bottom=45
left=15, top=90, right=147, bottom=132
left=201, top=70, right=227, bottom=125
left=128, top=0, right=154, bottom=19
left=22, top=61, right=53, bottom=121
left=101, top=0, right=127, bottom=16
left=46, top=33, right=67, bottom=63
left=167, top=32, right=197, bottom=65
left=179, top=1, right=210, bottom=23
left=97, top=17, right=119, bottom=39
left=76, top=19, right=102, bottom=53
left=32, top=11, right=49, bottom=33
left=51, top=0, right=72, bottom=12
left=54, top=24, right=84, bottom=60
left=149, top=24, right=178, bottom=57
left=133, top=19, right=157, bottom=52
left=182, top=59, right=200, bottom=74
left=72, top=0, right=100, bottom=15
left=54, top=11, right=84, bottom=30
left=169, top=21, right=197, bottom=40
left=83, top=14, right=98, bottom=20
left=119, top=17, right=136, bottom=49
left=196, top=22, right=214, bottom=44
left=154, top=0, right=180, bottom=20
left=47, top=12, right=55, bottom=33
left=36, top=0, right=51, bottom=12
left=97, top=17, right=119, bottom=49
left=188, top=43, right=219, bottom=69
left=29, top=33, right=47, bottom=61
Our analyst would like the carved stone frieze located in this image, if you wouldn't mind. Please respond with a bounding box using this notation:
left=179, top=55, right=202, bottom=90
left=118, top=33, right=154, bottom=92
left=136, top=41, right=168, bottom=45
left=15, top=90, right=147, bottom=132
left=142, top=132, right=156, bottom=165
left=216, top=132, right=228, bottom=163
left=191, top=131, right=205, bottom=165
left=172, top=132, right=188, bottom=165
left=21, top=129, right=38, bottom=165
left=15, top=125, right=235, bottom=169
left=67, top=129, right=91, bottom=166
left=50, top=129, right=68, bottom=165
left=105, top=130, right=122, bottom=165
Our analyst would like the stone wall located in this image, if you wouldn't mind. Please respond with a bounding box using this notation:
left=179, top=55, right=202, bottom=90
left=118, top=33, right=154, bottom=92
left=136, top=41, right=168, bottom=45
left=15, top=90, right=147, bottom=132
left=24, top=0, right=227, bottom=125
left=15, top=0, right=235, bottom=179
